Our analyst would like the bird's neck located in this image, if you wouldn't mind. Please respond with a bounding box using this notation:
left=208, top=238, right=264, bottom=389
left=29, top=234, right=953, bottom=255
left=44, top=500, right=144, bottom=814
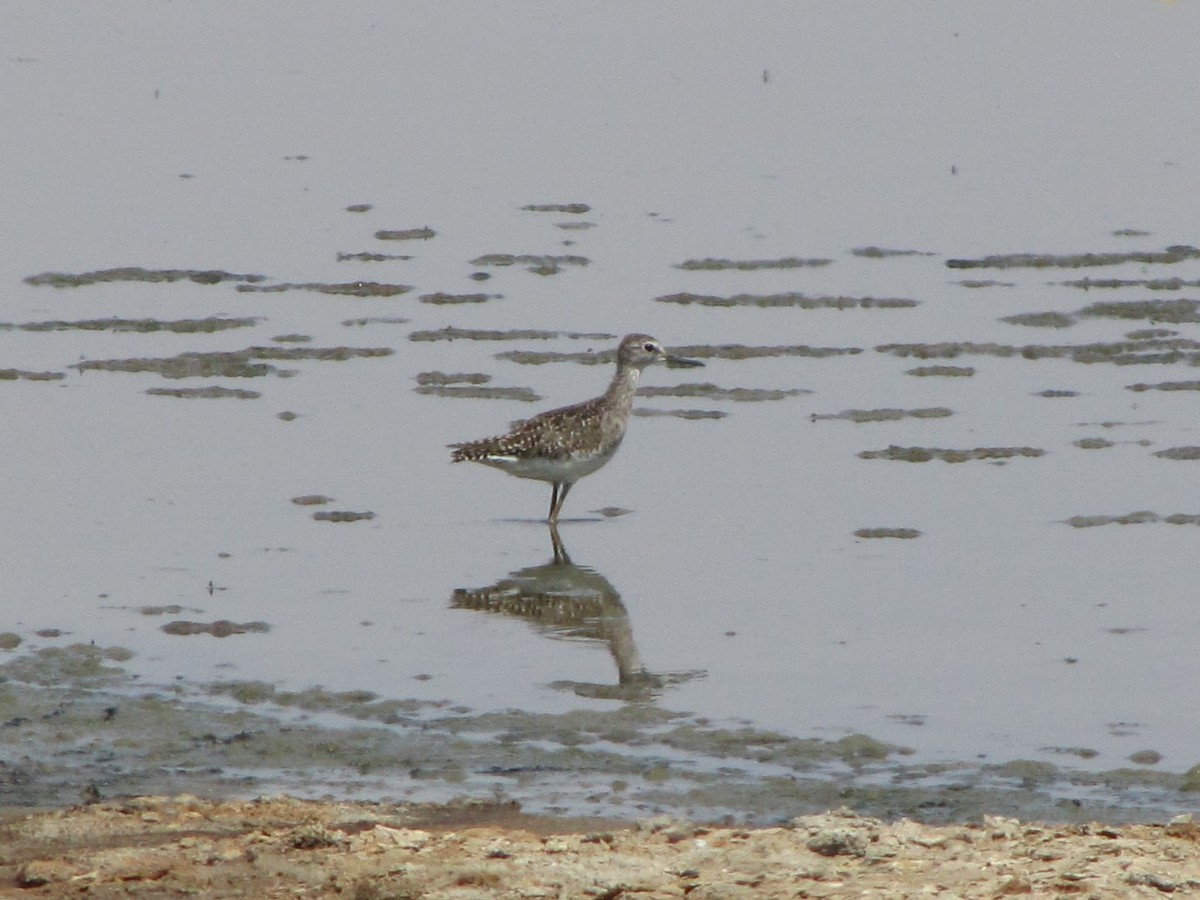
left=603, top=364, right=641, bottom=413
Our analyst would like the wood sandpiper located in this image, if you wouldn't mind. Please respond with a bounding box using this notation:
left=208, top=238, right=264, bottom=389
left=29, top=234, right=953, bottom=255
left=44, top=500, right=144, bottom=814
left=449, top=333, right=702, bottom=525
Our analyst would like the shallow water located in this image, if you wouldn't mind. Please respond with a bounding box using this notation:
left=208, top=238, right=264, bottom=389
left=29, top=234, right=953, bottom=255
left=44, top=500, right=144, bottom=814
left=4, top=2, right=1200, bottom=821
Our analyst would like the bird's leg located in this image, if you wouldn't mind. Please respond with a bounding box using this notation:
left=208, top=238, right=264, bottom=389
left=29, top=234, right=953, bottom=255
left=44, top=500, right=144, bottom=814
left=548, top=481, right=572, bottom=525
left=549, top=522, right=572, bottom=565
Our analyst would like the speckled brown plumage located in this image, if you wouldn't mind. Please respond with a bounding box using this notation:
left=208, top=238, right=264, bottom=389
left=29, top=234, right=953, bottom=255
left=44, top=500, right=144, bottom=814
left=449, top=333, right=701, bottom=524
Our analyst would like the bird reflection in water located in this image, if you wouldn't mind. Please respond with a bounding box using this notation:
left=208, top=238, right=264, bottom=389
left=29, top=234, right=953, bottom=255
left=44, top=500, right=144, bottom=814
left=451, top=525, right=702, bottom=701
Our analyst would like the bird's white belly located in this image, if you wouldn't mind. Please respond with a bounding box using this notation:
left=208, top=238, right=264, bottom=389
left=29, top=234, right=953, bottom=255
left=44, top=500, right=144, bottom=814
left=479, top=443, right=620, bottom=484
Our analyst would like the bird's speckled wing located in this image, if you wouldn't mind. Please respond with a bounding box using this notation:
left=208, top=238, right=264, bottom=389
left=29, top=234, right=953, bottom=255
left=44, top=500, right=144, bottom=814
left=450, top=395, right=614, bottom=462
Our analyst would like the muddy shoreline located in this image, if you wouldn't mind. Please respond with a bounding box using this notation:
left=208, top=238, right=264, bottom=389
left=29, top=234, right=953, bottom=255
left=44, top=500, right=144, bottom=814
left=2, top=644, right=1196, bottom=830
left=3, top=796, right=1198, bottom=898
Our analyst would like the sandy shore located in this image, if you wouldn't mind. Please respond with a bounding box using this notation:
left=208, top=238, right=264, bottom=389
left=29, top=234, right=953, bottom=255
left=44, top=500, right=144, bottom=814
left=3, top=795, right=1199, bottom=898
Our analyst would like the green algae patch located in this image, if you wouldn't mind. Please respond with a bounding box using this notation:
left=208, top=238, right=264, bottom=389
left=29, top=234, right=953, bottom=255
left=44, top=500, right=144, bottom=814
left=905, top=365, right=975, bottom=377
left=236, top=281, right=411, bottom=297
left=1074, top=437, right=1114, bottom=449
left=636, top=383, right=809, bottom=402
left=1036, top=389, right=1079, bottom=398
left=146, top=386, right=261, bottom=399
left=0, top=632, right=22, bottom=650
left=1128, top=380, right=1200, bottom=392
left=336, top=251, right=413, bottom=262
left=24, top=267, right=266, bottom=287
left=1079, top=298, right=1200, bottom=324
left=946, top=245, right=1200, bottom=270
left=851, top=247, right=935, bottom=258
left=1063, top=511, right=1200, bottom=528
left=1060, top=277, right=1200, bottom=290
left=469, top=254, right=589, bottom=275
left=74, top=346, right=392, bottom=379
left=988, top=759, right=1060, bottom=786
left=77, top=352, right=273, bottom=378
left=812, top=407, right=951, bottom=424
left=647, top=344, right=862, bottom=363
left=631, top=408, right=726, bottom=420
left=1001, top=312, right=1075, bottom=328
left=417, top=385, right=541, bottom=401
left=375, top=227, right=436, bottom=241
left=855, top=528, right=922, bottom=539
left=0, top=643, right=132, bottom=687
left=1154, top=447, right=1200, bottom=460
left=161, top=620, right=270, bottom=637
left=417, top=372, right=491, bottom=386
left=673, top=256, right=832, bottom=271
left=4, top=316, right=258, bottom=333
left=876, top=337, right=1200, bottom=366
left=292, top=494, right=333, bottom=506
left=1181, top=764, right=1200, bottom=792
left=656, top=291, right=915, bottom=309
left=419, top=292, right=497, bottom=305
left=835, top=733, right=898, bottom=764
left=0, top=369, right=65, bottom=381
left=342, top=316, right=410, bottom=327
left=859, top=445, right=1044, bottom=463
left=313, top=510, right=376, bottom=522
left=521, top=203, right=590, bottom=213
left=410, top=327, right=612, bottom=343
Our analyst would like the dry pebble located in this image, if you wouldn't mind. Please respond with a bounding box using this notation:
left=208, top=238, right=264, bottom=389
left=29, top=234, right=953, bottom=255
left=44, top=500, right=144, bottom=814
left=2, top=798, right=1199, bottom=898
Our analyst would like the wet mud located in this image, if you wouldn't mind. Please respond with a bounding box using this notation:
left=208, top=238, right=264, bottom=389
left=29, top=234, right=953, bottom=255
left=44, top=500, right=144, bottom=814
left=1, top=645, right=1195, bottom=825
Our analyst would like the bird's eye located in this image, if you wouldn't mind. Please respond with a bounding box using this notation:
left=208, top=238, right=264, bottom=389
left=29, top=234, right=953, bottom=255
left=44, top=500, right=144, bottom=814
left=643, top=342, right=656, bottom=352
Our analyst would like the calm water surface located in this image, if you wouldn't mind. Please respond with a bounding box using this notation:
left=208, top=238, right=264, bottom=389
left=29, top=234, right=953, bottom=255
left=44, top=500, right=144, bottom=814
left=4, top=3, right=1200, bottom=815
